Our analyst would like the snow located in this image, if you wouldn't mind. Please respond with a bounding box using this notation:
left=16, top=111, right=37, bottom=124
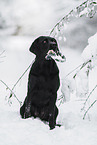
left=82, top=33, right=97, bottom=68
left=0, top=35, right=97, bottom=145
left=82, top=33, right=97, bottom=60
left=0, top=0, right=85, bottom=36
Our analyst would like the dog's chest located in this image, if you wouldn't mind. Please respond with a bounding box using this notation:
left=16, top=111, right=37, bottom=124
left=30, top=59, right=59, bottom=77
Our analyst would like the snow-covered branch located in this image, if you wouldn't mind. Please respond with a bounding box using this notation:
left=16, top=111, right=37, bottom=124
left=60, top=32, right=97, bottom=110
left=50, top=0, right=97, bottom=37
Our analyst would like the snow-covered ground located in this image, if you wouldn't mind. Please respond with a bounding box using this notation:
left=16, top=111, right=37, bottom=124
left=0, top=35, right=97, bottom=145
left=0, top=0, right=97, bottom=144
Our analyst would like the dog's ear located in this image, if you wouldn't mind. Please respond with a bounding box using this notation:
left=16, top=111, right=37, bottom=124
left=29, top=38, right=39, bottom=55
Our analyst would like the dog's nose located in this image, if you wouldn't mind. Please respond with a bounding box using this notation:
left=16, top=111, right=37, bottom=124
left=50, top=41, right=56, bottom=45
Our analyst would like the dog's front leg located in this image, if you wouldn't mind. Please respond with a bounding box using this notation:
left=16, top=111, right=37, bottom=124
left=25, top=100, right=32, bottom=118
left=23, top=96, right=32, bottom=118
left=48, top=93, right=57, bottom=130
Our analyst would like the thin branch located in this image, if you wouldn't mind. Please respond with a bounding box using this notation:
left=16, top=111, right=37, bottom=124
left=83, top=100, right=97, bottom=120
left=58, top=100, right=63, bottom=107
left=0, top=50, right=6, bottom=63
left=7, top=59, right=35, bottom=103
left=81, top=84, right=97, bottom=111
left=49, top=0, right=97, bottom=36
left=0, top=50, right=5, bottom=56
left=57, top=95, right=64, bottom=101
left=49, top=8, right=73, bottom=36
left=62, top=63, right=83, bottom=80
left=0, top=80, right=22, bottom=106
left=73, top=59, right=91, bottom=79
left=61, top=59, right=91, bottom=81
left=11, top=60, right=35, bottom=92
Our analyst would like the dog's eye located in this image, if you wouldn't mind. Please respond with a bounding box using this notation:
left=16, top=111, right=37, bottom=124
left=43, top=40, right=47, bottom=43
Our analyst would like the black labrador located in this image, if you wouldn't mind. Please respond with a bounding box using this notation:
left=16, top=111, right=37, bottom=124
left=20, top=36, right=64, bottom=130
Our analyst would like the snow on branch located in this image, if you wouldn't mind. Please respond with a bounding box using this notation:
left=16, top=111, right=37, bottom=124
left=50, top=0, right=97, bottom=37
left=60, top=32, right=97, bottom=105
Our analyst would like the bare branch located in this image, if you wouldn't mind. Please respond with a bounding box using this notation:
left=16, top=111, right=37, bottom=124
left=63, top=63, right=82, bottom=79
left=0, top=50, right=5, bottom=56
left=11, top=61, right=33, bottom=91
left=7, top=59, right=35, bottom=102
left=83, top=100, right=97, bottom=120
left=0, top=80, right=22, bottom=106
left=81, top=84, right=97, bottom=111
left=50, top=0, right=97, bottom=36
left=73, top=59, right=91, bottom=79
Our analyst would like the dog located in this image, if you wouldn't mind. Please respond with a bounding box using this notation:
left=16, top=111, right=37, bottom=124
left=20, top=36, right=64, bottom=130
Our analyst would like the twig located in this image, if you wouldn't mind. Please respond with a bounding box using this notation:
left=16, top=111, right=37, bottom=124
left=73, top=59, right=91, bottom=79
left=62, top=63, right=83, bottom=80
left=83, top=100, right=97, bottom=120
left=7, top=59, right=35, bottom=103
left=61, top=59, right=91, bottom=81
left=11, top=60, right=34, bottom=92
left=0, top=50, right=5, bottom=56
left=49, top=8, right=74, bottom=36
left=81, top=84, right=97, bottom=111
left=57, top=95, right=64, bottom=101
left=0, top=80, right=22, bottom=106
left=0, top=50, right=6, bottom=63
left=58, top=100, right=63, bottom=107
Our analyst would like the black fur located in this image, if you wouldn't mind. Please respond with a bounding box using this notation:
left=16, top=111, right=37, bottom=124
left=20, top=36, right=60, bottom=130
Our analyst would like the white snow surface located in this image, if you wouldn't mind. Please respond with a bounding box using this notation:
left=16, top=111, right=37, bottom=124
left=0, top=36, right=97, bottom=145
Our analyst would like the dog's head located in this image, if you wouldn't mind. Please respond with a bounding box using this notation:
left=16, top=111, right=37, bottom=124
left=30, top=36, right=65, bottom=61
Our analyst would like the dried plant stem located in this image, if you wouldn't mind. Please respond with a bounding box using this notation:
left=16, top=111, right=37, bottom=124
left=61, top=59, right=91, bottom=81
left=11, top=62, right=33, bottom=91
left=83, top=100, right=97, bottom=120
left=8, top=60, right=35, bottom=102
left=63, top=63, right=82, bottom=79
left=73, top=59, right=91, bottom=79
left=0, top=80, right=22, bottom=106
left=81, top=84, right=97, bottom=111
left=57, top=95, right=63, bottom=101
left=0, top=50, right=5, bottom=56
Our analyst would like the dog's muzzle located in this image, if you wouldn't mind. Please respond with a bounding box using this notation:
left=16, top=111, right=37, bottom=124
left=45, top=49, right=66, bottom=62
left=45, top=40, right=66, bottom=62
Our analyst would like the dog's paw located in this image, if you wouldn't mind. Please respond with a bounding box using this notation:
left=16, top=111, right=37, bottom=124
left=50, top=126, right=55, bottom=130
left=23, top=112, right=32, bottom=119
left=56, top=124, right=61, bottom=127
